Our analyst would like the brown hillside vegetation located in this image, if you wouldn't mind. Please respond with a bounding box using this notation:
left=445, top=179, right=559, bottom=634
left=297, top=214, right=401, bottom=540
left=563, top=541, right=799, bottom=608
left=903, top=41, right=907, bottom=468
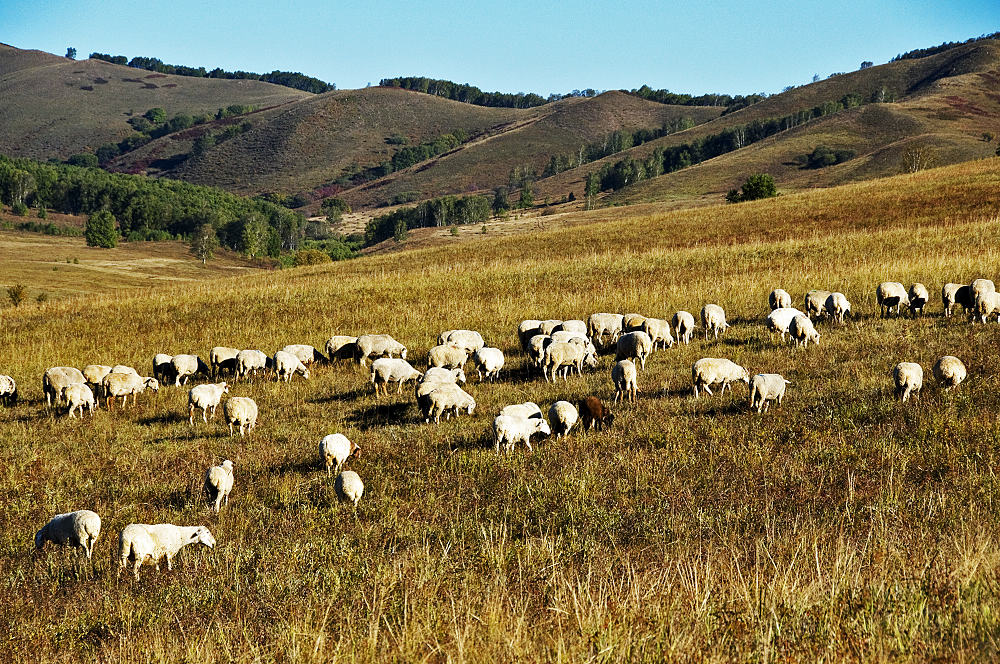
left=2, top=159, right=1000, bottom=660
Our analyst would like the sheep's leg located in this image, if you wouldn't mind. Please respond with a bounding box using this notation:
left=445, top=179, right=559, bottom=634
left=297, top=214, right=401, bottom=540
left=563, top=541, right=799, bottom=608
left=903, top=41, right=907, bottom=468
left=702, top=383, right=713, bottom=396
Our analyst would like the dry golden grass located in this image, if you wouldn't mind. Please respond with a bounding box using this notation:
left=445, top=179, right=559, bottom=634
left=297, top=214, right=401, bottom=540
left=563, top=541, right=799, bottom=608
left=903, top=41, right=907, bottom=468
left=2, top=159, right=1000, bottom=661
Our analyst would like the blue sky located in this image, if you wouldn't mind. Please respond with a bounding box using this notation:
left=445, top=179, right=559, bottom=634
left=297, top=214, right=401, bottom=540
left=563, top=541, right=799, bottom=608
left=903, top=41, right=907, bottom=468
left=3, top=0, right=996, bottom=95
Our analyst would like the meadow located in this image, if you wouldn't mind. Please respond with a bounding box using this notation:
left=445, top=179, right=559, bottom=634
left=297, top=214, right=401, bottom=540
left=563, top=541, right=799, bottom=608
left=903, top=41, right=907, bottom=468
left=2, top=159, right=1000, bottom=661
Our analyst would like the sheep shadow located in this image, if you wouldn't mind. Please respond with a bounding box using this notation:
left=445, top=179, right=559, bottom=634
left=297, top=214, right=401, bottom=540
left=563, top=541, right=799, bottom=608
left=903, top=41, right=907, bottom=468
left=307, top=387, right=372, bottom=404
left=139, top=412, right=188, bottom=426
left=346, top=402, right=413, bottom=430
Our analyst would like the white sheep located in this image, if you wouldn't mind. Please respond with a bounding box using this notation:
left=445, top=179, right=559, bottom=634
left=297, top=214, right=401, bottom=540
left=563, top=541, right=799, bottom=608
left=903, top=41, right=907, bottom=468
left=0, top=374, right=17, bottom=406
left=152, top=353, right=174, bottom=384
left=804, top=290, right=832, bottom=319
left=588, top=313, right=625, bottom=343
left=354, top=334, right=407, bottom=367
left=692, top=358, right=750, bottom=398
left=111, top=364, right=139, bottom=376
left=941, top=283, right=969, bottom=318
left=933, top=356, right=967, bottom=390
left=370, top=358, right=422, bottom=397
left=749, top=374, right=790, bottom=413
left=236, top=349, right=271, bottom=381
left=102, top=372, right=159, bottom=409
left=43, top=366, right=85, bottom=408
left=418, top=383, right=476, bottom=424
left=824, top=293, right=852, bottom=324
left=526, top=334, right=552, bottom=367
left=171, top=354, right=210, bottom=386
left=976, top=291, right=1000, bottom=323
left=971, top=278, right=996, bottom=318
left=876, top=282, right=909, bottom=317
left=539, top=319, right=564, bottom=336
left=281, top=344, right=327, bottom=367
left=224, top=397, right=258, bottom=436
left=493, top=414, right=551, bottom=453
left=188, top=382, right=229, bottom=425
left=439, top=330, right=485, bottom=354
left=274, top=350, right=310, bottom=382
left=319, top=434, right=361, bottom=476
left=908, top=283, right=929, bottom=317
left=325, top=335, right=359, bottom=363
left=427, top=344, right=469, bottom=370
left=641, top=317, right=674, bottom=350
left=612, top=359, right=638, bottom=403
left=548, top=401, right=579, bottom=439
left=554, top=319, right=588, bottom=335
left=499, top=402, right=543, bottom=419
left=789, top=314, right=821, bottom=347
left=472, top=347, right=505, bottom=382
left=204, top=460, right=234, bottom=513
left=117, top=523, right=216, bottom=580
left=62, top=383, right=96, bottom=418
left=35, top=510, right=101, bottom=559
left=893, top=362, right=923, bottom=401
left=543, top=341, right=597, bottom=383
left=419, top=367, right=466, bottom=387
left=82, top=364, right=113, bottom=391
left=210, top=347, right=240, bottom=379
left=700, top=304, right=729, bottom=340
left=672, top=311, right=696, bottom=345
left=623, top=313, right=647, bottom=331
left=765, top=307, right=805, bottom=342
left=769, top=289, right=792, bottom=310
left=335, top=471, right=364, bottom=507
left=517, top=320, right=543, bottom=349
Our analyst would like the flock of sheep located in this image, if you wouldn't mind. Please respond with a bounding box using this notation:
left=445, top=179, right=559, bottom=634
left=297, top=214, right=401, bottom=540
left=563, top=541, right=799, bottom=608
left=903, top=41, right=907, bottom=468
left=12, top=276, right=993, bottom=581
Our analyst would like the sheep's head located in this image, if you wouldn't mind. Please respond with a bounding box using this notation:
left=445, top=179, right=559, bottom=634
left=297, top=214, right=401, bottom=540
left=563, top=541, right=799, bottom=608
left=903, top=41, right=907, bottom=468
left=191, top=527, right=216, bottom=549
left=301, top=367, right=311, bottom=380
left=584, top=352, right=598, bottom=368
left=350, top=442, right=362, bottom=458
left=144, top=378, right=160, bottom=392
left=400, top=348, right=408, bottom=359
left=739, top=367, right=751, bottom=384
left=535, top=420, right=552, bottom=436
left=454, top=369, right=467, bottom=384
left=222, top=460, right=234, bottom=473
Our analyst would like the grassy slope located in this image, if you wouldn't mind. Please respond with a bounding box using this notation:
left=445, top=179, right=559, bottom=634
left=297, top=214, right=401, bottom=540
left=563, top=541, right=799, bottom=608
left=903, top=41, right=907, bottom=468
left=2, top=159, right=1000, bottom=660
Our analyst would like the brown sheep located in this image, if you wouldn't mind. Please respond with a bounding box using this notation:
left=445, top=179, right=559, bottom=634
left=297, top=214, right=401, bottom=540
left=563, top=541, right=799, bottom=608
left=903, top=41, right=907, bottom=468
left=578, top=396, right=614, bottom=431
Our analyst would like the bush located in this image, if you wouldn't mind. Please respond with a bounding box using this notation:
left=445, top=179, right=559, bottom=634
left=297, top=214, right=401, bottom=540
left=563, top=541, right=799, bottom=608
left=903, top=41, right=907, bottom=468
left=320, top=197, right=351, bottom=222
left=294, top=248, right=332, bottom=266
left=7, top=283, right=26, bottom=307
left=727, top=174, right=778, bottom=203
left=12, top=201, right=28, bottom=216
left=67, top=153, right=99, bottom=168
left=85, top=209, right=119, bottom=248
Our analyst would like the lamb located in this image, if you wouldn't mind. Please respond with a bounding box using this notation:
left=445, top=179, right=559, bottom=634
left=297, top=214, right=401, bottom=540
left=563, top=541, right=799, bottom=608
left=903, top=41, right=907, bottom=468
left=236, top=349, right=271, bottom=381
left=439, top=330, right=485, bottom=354
left=319, top=434, right=361, bottom=476
left=0, top=374, right=17, bottom=406
left=824, top=292, right=852, bottom=324
left=517, top=320, right=543, bottom=350
left=769, top=288, right=792, bottom=310
left=700, top=304, right=729, bottom=340
left=35, top=510, right=101, bottom=559
left=623, top=313, right=647, bottom=332
left=281, top=344, right=328, bottom=367
left=370, top=358, right=422, bottom=397
left=354, top=334, right=407, bottom=367
left=499, top=402, right=543, bottom=419
left=672, top=311, right=696, bottom=345
left=188, top=382, right=229, bottom=425
left=418, top=383, right=476, bottom=424
left=527, top=334, right=552, bottom=367
left=472, top=347, right=505, bottom=382
left=427, top=344, right=469, bottom=370
left=554, top=319, right=588, bottom=336
left=335, top=471, right=364, bottom=507
left=748, top=374, right=790, bottom=413
left=62, top=383, right=96, bottom=418
left=804, top=290, right=833, bottom=319
left=82, top=364, right=113, bottom=392
left=204, top=460, right=234, bottom=513
left=117, top=524, right=216, bottom=581
left=876, top=282, right=910, bottom=317
left=588, top=313, right=625, bottom=343
left=43, top=366, right=85, bottom=408
left=908, top=283, right=929, bottom=317
left=493, top=414, right=551, bottom=453
left=691, top=358, right=750, bottom=397
left=539, top=319, right=564, bottom=336
left=102, top=372, right=159, bottom=409
left=789, top=314, right=821, bottom=347
left=892, top=362, right=923, bottom=401
left=543, top=341, right=597, bottom=382
left=325, top=335, right=360, bottom=363
left=224, top=397, right=258, bottom=436
left=578, top=396, right=613, bottom=431
left=548, top=401, right=579, bottom=439
left=941, top=283, right=969, bottom=317
left=274, top=350, right=310, bottom=382
left=765, top=307, right=805, bottom=342
left=612, top=359, right=638, bottom=403
left=641, top=317, right=674, bottom=350
left=933, top=356, right=967, bottom=390
left=975, top=291, right=1000, bottom=323
left=210, top=347, right=240, bottom=378
left=152, top=353, right=174, bottom=384
left=171, top=354, right=211, bottom=386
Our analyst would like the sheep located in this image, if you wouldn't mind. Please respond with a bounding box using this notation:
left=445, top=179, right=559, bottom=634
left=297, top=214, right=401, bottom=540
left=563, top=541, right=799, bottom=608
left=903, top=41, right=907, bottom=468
left=933, top=356, right=967, bottom=390
left=204, top=460, right=234, bottom=513
left=418, top=383, right=476, bottom=424
left=281, top=344, right=328, bottom=367
left=641, top=317, right=674, bottom=350
left=224, top=397, right=258, bottom=436
left=578, top=396, right=613, bottom=431
left=612, top=359, right=638, bottom=403
left=370, top=358, right=422, bottom=397
left=691, top=358, right=750, bottom=398
left=335, top=471, right=364, bottom=507
left=615, top=331, right=653, bottom=369
left=439, top=330, right=486, bottom=354
left=319, top=434, right=361, bottom=476
left=325, top=335, right=360, bottom=363
left=419, top=367, right=466, bottom=387
left=749, top=374, right=791, bottom=413
left=0, top=374, right=18, bottom=406
left=500, top=402, right=543, bottom=419
left=789, top=314, right=821, bottom=347
left=236, top=349, right=271, bottom=381
left=550, top=330, right=588, bottom=345
left=188, top=382, right=229, bottom=425
left=274, top=350, right=310, bottom=382
left=427, top=344, right=469, bottom=370
left=354, top=334, right=407, bottom=367
left=35, top=510, right=101, bottom=559
left=769, top=288, right=792, bottom=310
left=102, top=372, right=159, bottom=409
left=543, top=341, right=597, bottom=383
left=43, top=366, right=85, bottom=408
left=472, top=347, right=505, bottom=382
left=588, top=313, right=625, bottom=343
left=539, top=319, right=564, bottom=336
left=824, top=293, right=852, bottom=324
left=876, top=282, right=910, bottom=317
left=976, top=291, right=1000, bottom=323
left=907, top=283, right=930, bottom=317
left=971, top=279, right=996, bottom=318
left=210, top=347, right=240, bottom=378
left=548, top=401, right=579, bottom=439
left=892, top=362, right=923, bottom=402
left=117, top=524, right=216, bottom=581
left=62, top=383, right=96, bottom=418
left=554, top=319, right=588, bottom=336
left=700, top=304, right=729, bottom=340
left=672, top=311, right=696, bottom=345
left=82, top=364, right=113, bottom=392
left=527, top=334, right=552, bottom=367
left=804, top=290, right=833, bottom=319
left=152, top=353, right=175, bottom=384
left=493, top=414, right=551, bottom=453
left=623, top=313, right=647, bottom=332
left=171, top=354, right=210, bottom=386
left=942, top=283, right=969, bottom=317
left=517, top=320, right=543, bottom=350
left=765, top=307, right=805, bottom=342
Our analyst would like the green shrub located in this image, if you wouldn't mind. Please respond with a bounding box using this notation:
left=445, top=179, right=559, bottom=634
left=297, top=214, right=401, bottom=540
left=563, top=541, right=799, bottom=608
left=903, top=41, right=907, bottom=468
left=85, top=210, right=119, bottom=248
left=294, top=248, right=332, bottom=266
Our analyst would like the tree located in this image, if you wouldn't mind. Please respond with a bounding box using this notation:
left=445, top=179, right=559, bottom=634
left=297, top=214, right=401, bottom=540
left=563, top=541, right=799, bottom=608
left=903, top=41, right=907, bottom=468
left=859, top=61, right=873, bottom=69
left=85, top=209, right=119, bottom=248
left=518, top=184, right=534, bottom=208
left=7, top=284, right=26, bottom=307
left=728, top=174, right=777, bottom=203
left=320, top=197, right=351, bottom=222
left=584, top=172, right=600, bottom=210
left=294, top=249, right=332, bottom=266
left=0, top=167, right=35, bottom=206
left=144, top=108, right=167, bottom=124
left=239, top=212, right=270, bottom=258
left=491, top=187, right=510, bottom=215
left=190, top=223, right=219, bottom=264
left=901, top=146, right=935, bottom=173
left=67, top=153, right=98, bottom=168
left=65, top=47, right=76, bottom=60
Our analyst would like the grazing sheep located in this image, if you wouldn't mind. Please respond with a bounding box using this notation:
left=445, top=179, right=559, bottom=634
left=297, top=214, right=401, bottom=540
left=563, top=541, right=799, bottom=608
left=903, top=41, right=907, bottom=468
left=117, top=524, right=216, bottom=581
left=893, top=362, right=923, bottom=402
left=548, top=401, right=579, bottom=439
left=976, top=291, right=1000, bottom=323
left=543, top=341, right=597, bottom=383
left=223, top=397, right=258, bottom=436
left=578, top=396, right=613, bottom=431
left=550, top=330, right=586, bottom=345
left=236, top=349, right=271, bottom=381
left=102, top=372, right=158, bottom=409
left=804, top=290, right=833, bottom=319
left=789, top=314, right=821, bottom=347
left=500, top=402, right=543, bottom=419
left=0, top=374, right=17, bottom=406
left=473, top=347, right=505, bottom=382
left=933, top=356, right=967, bottom=390
left=418, top=383, right=476, bottom=424
left=641, top=317, right=674, bottom=350
left=971, top=278, right=996, bottom=316
left=335, top=471, right=364, bottom=507
left=427, top=344, right=469, bottom=370
left=281, top=344, right=328, bottom=367
left=204, top=460, right=234, bottom=513
left=517, top=320, right=543, bottom=350
left=765, top=307, right=805, bottom=342
left=588, top=313, right=625, bottom=343
left=171, top=354, right=211, bottom=386
left=111, top=364, right=139, bottom=376
left=700, top=304, right=729, bottom=340
left=62, top=383, right=96, bottom=418
left=539, top=319, right=564, bottom=336
left=370, top=358, right=422, bottom=397
left=354, top=334, right=407, bottom=367
left=274, top=350, right=310, bottom=382
left=691, top=358, right=750, bottom=398
left=612, top=359, right=638, bottom=403
left=876, top=282, right=910, bottom=317
left=623, top=313, right=647, bottom=332
left=439, top=330, right=486, bottom=354
left=325, top=336, right=359, bottom=363
left=319, top=434, right=360, bottom=476
left=43, top=367, right=85, bottom=408
left=672, top=311, right=696, bottom=345
left=210, top=347, right=240, bottom=379
left=527, top=334, right=553, bottom=367
left=908, top=283, right=929, bottom=317
left=493, top=414, right=551, bottom=453
left=942, top=283, right=970, bottom=317
left=82, top=364, right=113, bottom=392
left=824, top=292, right=852, bottom=324
left=188, top=382, right=229, bottom=425
left=419, top=367, right=466, bottom=387
left=35, top=510, right=101, bottom=559
left=769, top=289, right=792, bottom=310
left=152, top=353, right=174, bottom=384
left=554, top=319, right=588, bottom=336
left=749, top=374, right=790, bottom=413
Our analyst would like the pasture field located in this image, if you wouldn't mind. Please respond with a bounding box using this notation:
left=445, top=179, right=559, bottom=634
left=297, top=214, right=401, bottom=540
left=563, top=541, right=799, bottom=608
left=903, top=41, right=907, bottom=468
left=2, top=159, right=1000, bottom=662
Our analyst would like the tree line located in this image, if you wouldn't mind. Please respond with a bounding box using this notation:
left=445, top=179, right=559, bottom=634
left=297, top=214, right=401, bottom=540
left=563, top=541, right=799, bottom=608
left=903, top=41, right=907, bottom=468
left=627, top=85, right=766, bottom=112
left=329, top=130, right=472, bottom=191
left=379, top=77, right=601, bottom=108
left=364, top=194, right=493, bottom=245
left=890, top=32, right=1000, bottom=62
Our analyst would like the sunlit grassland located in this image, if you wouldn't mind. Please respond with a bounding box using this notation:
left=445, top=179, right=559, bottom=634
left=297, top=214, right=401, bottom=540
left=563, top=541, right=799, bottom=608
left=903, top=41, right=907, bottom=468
left=2, top=160, right=1000, bottom=661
